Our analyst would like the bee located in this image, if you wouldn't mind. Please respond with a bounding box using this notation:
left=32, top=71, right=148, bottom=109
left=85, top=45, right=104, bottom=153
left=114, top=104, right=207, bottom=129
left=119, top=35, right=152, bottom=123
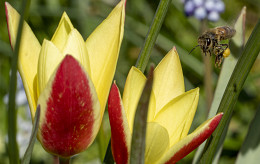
left=190, top=26, right=236, bottom=67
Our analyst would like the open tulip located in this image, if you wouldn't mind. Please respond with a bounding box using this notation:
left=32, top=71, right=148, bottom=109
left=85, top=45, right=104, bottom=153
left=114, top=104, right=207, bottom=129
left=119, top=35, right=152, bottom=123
left=108, top=48, right=223, bottom=164
left=6, top=0, right=125, bottom=157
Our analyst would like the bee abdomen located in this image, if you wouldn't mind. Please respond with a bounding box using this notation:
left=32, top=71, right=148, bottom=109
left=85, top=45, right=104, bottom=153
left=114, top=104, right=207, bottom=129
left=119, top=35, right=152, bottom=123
left=220, top=26, right=236, bottom=40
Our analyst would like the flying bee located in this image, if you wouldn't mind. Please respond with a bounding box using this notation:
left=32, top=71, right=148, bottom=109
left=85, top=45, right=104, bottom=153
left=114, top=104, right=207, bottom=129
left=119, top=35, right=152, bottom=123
left=190, top=26, right=236, bottom=67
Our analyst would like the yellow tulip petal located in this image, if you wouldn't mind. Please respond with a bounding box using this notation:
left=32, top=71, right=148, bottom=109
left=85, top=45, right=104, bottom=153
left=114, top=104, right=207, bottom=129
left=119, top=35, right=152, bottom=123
left=145, top=122, right=169, bottom=164
left=62, top=29, right=91, bottom=75
left=153, top=48, right=185, bottom=114
left=51, top=12, right=74, bottom=51
left=5, top=2, right=41, bottom=118
left=122, top=67, right=146, bottom=132
left=147, top=91, right=156, bottom=122
left=153, top=88, right=199, bottom=146
left=38, top=39, right=63, bottom=94
left=157, top=113, right=223, bottom=164
left=85, top=0, right=125, bottom=120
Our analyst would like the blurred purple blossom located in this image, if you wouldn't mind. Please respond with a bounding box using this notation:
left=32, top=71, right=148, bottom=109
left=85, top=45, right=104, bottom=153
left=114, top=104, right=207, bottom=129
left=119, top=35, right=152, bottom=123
left=184, top=0, right=225, bottom=21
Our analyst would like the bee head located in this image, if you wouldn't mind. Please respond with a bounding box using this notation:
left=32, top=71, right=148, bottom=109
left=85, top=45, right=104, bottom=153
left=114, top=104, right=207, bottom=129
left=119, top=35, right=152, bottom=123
left=198, top=36, right=213, bottom=52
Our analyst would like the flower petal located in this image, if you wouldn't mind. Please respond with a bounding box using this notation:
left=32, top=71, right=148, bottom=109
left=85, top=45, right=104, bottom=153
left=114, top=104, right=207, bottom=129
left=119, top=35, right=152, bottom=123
left=147, top=91, right=156, bottom=122
left=122, top=67, right=146, bottom=132
left=38, top=39, right=63, bottom=94
left=108, top=83, right=131, bottom=164
left=153, top=48, right=185, bottom=114
left=62, top=29, right=91, bottom=75
left=5, top=2, right=41, bottom=118
left=51, top=12, right=74, bottom=51
left=86, top=0, right=125, bottom=120
left=145, top=122, right=169, bottom=164
left=157, top=113, right=223, bottom=164
left=153, top=88, right=199, bottom=146
left=37, top=55, right=100, bottom=157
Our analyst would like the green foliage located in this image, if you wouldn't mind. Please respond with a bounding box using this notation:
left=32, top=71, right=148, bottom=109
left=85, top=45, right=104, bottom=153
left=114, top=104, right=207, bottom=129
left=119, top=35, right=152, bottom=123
left=199, top=19, right=260, bottom=163
left=1, top=0, right=260, bottom=163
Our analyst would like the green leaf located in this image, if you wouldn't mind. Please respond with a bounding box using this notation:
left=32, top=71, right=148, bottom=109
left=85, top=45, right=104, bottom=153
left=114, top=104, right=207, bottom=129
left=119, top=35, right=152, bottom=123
left=199, top=19, right=260, bottom=164
left=103, top=140, right=114, bottom=164
left=135, top=0, right=171, bottom=72
left=193, top=6, right=246, bottom=164
left=7, top=0, right=31, bottom=163
left=21, top=106, right=40, bottom=164
left=235, top=105, right=260, bottom=164
left=130, top=67, right=154, bottom=164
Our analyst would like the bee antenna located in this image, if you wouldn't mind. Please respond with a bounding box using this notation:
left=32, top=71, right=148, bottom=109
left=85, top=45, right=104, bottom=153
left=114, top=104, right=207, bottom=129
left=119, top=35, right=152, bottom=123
left=188, top=45, right=200, bottom=55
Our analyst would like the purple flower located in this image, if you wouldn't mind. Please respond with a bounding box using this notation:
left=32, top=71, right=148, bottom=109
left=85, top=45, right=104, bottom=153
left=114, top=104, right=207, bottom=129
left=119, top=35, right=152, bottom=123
left=184, top=0, right=225, bottom=21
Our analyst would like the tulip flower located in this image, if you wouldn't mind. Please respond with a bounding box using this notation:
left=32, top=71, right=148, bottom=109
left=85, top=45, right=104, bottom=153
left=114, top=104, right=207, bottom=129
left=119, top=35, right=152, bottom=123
left=108, top=48, right=223, bottom=164
left=6, top=0, right=125, bottom=157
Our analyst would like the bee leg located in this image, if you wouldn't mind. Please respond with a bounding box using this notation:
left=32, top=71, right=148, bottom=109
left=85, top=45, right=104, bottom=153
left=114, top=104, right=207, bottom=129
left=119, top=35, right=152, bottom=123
left=215, top=53, right=224, bottom=67
left=220, top=43, right=229, bottom=51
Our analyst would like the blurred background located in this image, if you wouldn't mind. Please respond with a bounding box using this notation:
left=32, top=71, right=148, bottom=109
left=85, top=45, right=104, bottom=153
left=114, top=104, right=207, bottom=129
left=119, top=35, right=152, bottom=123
left=0, top=0, right=259, bottom=163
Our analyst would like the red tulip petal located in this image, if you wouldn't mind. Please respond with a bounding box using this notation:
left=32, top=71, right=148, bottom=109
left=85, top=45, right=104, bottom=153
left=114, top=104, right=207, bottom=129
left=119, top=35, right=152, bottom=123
left=158, top=113, right=223, bottom=164
left=37, top=55, right=100, bottom=157
left=108, top=83, right=131, bottom=164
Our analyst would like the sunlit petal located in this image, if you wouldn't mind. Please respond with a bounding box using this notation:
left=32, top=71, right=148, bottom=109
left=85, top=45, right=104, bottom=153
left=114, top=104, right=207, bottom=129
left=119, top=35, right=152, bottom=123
left=38, top=39, right=63, bottom=94
left=153, top=48, right=185, bottom=114
left=147, top=91, right=156, bottom=122
left=145, top=122, right=169, bottom=164
left=62, top=29, right=91, bottom=75
left=5, top=2, right=41, bottom=118
left=154, top=88, right=199, bottom=146
left=51, top=12, right=74, bottom=51
left=86, top=0, right=125, bottom=120
left=122, top=67, right=146, bottom=132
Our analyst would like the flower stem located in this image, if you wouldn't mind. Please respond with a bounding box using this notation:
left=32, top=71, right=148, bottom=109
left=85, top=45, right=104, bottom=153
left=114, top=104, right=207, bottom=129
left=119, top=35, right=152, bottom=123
left=135, top=0, right=171, bottom=72
left=200, top=20, right=213, bottom=113
left=59, top=157, right=71, bottom=164
left=199, top=19, right=260, bottom=163
left=7, top=0, right=31, bottom=163
left=130, top=67, right=154, bottom=164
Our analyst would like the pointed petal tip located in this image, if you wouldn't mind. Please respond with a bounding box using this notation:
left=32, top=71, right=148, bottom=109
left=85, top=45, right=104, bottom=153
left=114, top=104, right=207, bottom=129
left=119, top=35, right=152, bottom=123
left=108, top=79, right=130, bottom=164
left=5, top=2, right=13, bottom=49
left=5, top=2, right=9, bottom=10
left=208, top=112, right=223, bottom=130
left=111, top=81, right=119, bottom=93
left=61, top=11, right=69, bottom=17
left=169, top=46, right=178, bottom=55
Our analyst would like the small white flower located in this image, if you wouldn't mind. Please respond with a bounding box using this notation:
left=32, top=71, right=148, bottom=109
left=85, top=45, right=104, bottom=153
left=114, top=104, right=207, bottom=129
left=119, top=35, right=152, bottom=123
left=208, top=11, right=220, bottom=21
left=194, top=6, right=207, bottom=20
left=205, top=0, right=215, bottom=11
left=215, top=0, right=225, bottom=12
left=185, top=1, right=195, bottom=15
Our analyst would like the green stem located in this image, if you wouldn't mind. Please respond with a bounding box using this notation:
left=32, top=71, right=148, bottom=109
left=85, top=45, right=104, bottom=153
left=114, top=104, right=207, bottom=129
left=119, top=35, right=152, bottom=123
left=52, top=156, right=59, bottom=164
left=200, top=20, right=213, bottom=113
left=130, top=67, right=154, bottom=164
left=7, top=0, right=31, bottom=163
left=103, top=140, right=114, bottom=164
left=199, top=20, right=260, bottom=163
left=135, top=0, right=171, bottom=72
left=59, top=157, right=71, bottom=164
